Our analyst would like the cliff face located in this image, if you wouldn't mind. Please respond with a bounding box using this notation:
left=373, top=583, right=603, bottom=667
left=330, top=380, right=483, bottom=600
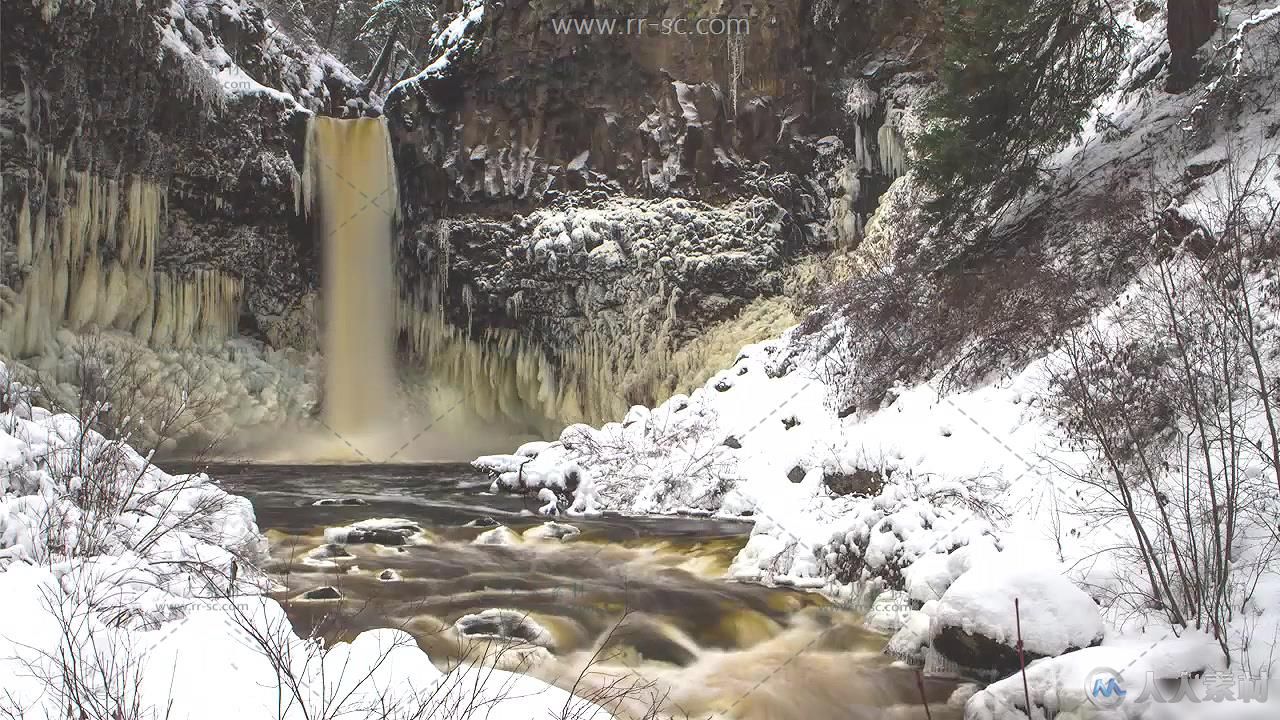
left=1, top=0, right=939, bottom=436
left=383, top=0, right=938, bottom=425
left=1, top=0, right=361, bottom=351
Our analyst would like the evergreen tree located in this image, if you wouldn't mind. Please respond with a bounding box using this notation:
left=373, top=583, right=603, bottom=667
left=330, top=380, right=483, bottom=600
left=914, top=0, right=1127, bottom=226
left=281, top=0, right=437, bottom=90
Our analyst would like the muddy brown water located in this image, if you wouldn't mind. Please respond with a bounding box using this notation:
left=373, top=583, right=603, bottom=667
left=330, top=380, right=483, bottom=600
left=177, top=462, right=964, bottom=719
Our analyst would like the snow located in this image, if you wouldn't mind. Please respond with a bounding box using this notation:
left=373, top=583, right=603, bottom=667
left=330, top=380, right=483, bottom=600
left=323, top=517, right=431, bottom=545
left=933, top=561, right=1106, bottom=657
left=0, top=361, right=614, bottom=719
left=390, top=0, right=486, bottom=91
left=473, top=525, right=523, bottom=545
left=155, top=0, right=363, bottom=116
left=966, top=633, right=1231, bottom=720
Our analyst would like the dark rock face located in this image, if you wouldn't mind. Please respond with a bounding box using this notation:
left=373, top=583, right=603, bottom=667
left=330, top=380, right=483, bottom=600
left=931, top=626, right=1045, bottom=681
left=381, top=0, right=938, bottom=423
left=1, top=0, right=362, bottom=349
left=931, top=626, right=1099, bottom=683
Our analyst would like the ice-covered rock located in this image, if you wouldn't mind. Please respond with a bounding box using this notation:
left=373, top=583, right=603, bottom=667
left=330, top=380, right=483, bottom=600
left=455, top=608, right=555, bottom=649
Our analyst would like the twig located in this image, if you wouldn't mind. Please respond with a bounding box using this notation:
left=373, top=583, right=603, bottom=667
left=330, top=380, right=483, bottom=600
left=1015, top=597, right=1033, bottom=719
left=914, top=669, right=933, bottom=720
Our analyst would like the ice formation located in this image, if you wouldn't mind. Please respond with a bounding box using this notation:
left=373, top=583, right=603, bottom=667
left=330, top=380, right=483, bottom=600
left=877, top=106, right=909, bottom=180
left=1, top=151, right=241, bottom=357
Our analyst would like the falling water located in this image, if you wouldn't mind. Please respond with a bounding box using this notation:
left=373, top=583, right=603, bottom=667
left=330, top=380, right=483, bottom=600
left=301, top=117, right=399, bottom=442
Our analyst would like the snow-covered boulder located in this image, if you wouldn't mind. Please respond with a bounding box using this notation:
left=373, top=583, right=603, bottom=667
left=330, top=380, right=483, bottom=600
left=324, top=518, right=430, bottom=546
left=455, top=608, right=555, bottom=649
left=522, top=521, right=580, bottom=542
left=931, top=561, right=1105, bottom=679
left=473, top=526, right=523, bottom=545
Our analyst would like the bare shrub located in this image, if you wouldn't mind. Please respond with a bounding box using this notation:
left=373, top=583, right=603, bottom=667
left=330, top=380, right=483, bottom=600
left=1046, top=140, right=1280, bottom=662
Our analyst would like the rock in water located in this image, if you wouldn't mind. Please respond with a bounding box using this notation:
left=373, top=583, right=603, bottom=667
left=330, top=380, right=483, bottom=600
left=300, top=586, right=343, bottom=600
left=455, top=609, right=554, bottom=649
left=473, top=526, right=522, bottom=545
left=312, top=497, right=369, bottom=506
left=522, top=521, right=580, bottom=542
left=308, top=543, right=354, bottom=561
left=324, top=518, right=425, bottom=546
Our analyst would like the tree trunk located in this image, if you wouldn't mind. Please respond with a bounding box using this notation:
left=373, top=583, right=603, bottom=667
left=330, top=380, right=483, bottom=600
left=363, top=16, right=404, bottom=99
left=324, top=0, right=339, bottom=47
left=1167, top=0, right=1218, bottom=92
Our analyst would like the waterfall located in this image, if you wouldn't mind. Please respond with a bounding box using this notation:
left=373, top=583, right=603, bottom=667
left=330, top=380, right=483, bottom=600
left=300, top=116, right=400, bottom=440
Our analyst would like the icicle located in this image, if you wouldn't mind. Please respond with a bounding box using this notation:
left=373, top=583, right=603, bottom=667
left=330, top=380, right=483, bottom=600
left=727, top=34, right=745, bottom=118
left=17, top=195, right=32, bottom=265
left=877, top=108, right=909, bottom=179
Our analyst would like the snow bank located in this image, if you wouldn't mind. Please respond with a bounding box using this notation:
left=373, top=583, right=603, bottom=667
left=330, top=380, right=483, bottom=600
left=966, top=633, right=1230, bottom=720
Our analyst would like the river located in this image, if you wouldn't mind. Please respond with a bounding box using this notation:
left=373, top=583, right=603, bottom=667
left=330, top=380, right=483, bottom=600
left=176, top=462, right=962, bottom=719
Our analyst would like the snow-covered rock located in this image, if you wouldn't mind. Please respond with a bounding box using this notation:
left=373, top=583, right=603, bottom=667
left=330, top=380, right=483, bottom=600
left=473, top=526, right=523, bottom=545
left=522, top=521, right=580, bottom=542
left=930, top=561, right=1105, bottom=679
left=324, top=518, right=430, bottom=546
left=966, top=633, right=1229, bottom=720
left=455, top=608, right=555, bottom=649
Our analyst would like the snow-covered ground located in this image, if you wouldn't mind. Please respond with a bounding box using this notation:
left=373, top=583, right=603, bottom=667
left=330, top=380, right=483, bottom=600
left=0, top=361, right=612, bottom=719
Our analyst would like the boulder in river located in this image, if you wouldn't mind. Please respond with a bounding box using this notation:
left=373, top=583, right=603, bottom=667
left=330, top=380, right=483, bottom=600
left=306, top=544, right=355, bottom=565
left=473, top=526, right=523, bottom=545
left=522, top=521, right=580, bottom=542
left=324, top=518, right=426, bottom=546
left=455, top=609, right=554, bottom=649
left=300, top=586, right=343, bottom=600
left=312, top=497, right=369, bottom=506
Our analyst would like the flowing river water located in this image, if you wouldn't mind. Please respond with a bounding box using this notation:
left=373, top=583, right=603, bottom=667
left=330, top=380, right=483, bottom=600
left=181, top=462, right=964, bottom=719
